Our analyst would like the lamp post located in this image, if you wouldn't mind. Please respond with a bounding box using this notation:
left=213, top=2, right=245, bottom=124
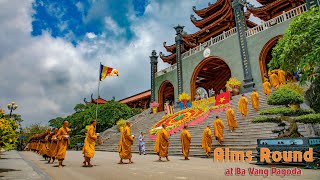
left=7, top=102, right=18, bottom=118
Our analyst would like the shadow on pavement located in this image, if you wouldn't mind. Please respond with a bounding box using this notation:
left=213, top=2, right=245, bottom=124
left=0, top=168, right=21, bottom=177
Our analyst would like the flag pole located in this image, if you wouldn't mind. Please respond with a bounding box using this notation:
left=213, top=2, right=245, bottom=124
left=96, top=62, right=101, bottom=120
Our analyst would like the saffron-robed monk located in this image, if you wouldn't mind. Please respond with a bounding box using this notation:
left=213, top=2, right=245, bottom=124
left=202, top=125, right=212, bottom=158
left=83, top=120, right=98, bottom=167
left=238, top=94, right=248, bottom=118
left=55, top=121, right=71, bottom=168
left=262, top=80, right=271, bottom=96
left=214, top=116, right=224, bottom=145
left=251, top=89, right=259, bottom=111
left=270, top=72, right=280, bottom=89
left=180, top=125, right=192, bottom=160
left=48, top=128, right=59, bottom=164
left=154, top=124, right=170, bottom=161
left=226, top=107, right=238, bottom=132
left=118, top=122, right=134, bottom=164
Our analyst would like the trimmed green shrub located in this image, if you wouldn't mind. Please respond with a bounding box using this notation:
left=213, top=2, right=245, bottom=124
left=259, top=107, right=314, bottom=116
left=251, top=117, right=282, bottom=124
left=267, top=87, right=304, bottom=105
left=294, top=113, right=320, bottom=124
left=279, top=83, right=304, bottom=95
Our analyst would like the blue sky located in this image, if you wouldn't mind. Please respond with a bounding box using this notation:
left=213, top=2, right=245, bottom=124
left=0, top=0, right=261, bottom=126
left=31, top=0, right=150, bottom=45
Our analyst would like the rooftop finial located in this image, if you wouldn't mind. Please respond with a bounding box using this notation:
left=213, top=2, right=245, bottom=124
left=174, top=25, right=185, bottom=35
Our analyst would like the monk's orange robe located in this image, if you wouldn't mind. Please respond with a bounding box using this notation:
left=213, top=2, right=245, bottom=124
left=278, top=69, right=286, bottom=84
left=214, top=118, right=224, bottom=143
left=262, top=81, right=271, bottom=96
left=83, top=124, right=97, bottom=158
left=55, top=127, right=71, bottom=160
left=154, top=128, right=169, bottom=157
left=270, top=73, right=280, bottom=89
left=180, top=129, right=192, bottom=158
left=48, top=134, right=58, bottom=157
left=118, top=126, right=134, bottom=159
left=201, top=127, right=212, bottom=154
left=226, top=108, right=238, bottom=130
left=251, top=91, right=259, bottom=111
left=238, top=96, right=248, bottom=117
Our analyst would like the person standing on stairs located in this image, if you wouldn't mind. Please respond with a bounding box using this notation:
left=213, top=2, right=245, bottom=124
left=138, top=132, right=146, bottom=155
left=251, top=89, right=259, bottom=112
left=238, top=94, right=248, bottom=118
left=270, top=71, right=280, bottom=89
left=201, top=125, right=212, bottom=158
left=226, top=107, right=238, bottom=132
left=214, top=116, right=225, bottom=146
left=180, top=125, right=192, bottom=160
left=154, top=124, right=170, bottom=161
left=262, top=80, right=271, bottom=96
left=278, top=69, right=287, bottom=85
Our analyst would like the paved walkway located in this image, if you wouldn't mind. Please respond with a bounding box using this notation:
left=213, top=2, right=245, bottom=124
left=19, top=151, right=320, bottom=180
left=0, top=150, right=50, bottom=180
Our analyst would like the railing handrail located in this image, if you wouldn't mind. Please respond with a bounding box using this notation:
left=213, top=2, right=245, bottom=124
left=246, top=3, right=307, bottom=37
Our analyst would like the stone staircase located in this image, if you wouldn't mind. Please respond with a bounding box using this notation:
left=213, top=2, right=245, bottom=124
left=97, top=89, right=313, bottom=157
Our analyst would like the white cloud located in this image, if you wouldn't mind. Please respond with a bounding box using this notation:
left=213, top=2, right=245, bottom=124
left=104, top=16, right=125, bottom=36
left=86, top=32, right=97, bottom=39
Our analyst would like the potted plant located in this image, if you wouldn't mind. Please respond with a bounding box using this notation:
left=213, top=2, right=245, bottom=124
left=225, top=77, right=242, bottom=96
left=150, top=102, right=159, bottom=114
left=178, top=92, right=191, bottom=109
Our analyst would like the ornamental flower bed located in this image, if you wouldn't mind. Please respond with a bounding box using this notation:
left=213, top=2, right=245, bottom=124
left=149, top=105, right=210, bottom=139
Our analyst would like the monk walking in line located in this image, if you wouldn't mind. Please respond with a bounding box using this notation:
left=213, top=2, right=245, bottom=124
left=214, top=116, right=224, bottom=145
left=56, top=121, right=71, bottom=168
left=278, top=69, right=286, bottom=85
left=202, top=125, right=212, bottom=158
left=83, top=120, right=98, bottom=167
left=118, top=122, right=134, bottom=164
left=226, top=107, right=238, bottom=132
left=180, top=125, right=192, bottom=160
left=154, top=124, right=169, bottom=161
left=48, top=128, right=59, bottom=164
left=270, top=72, right=280, bottom=89
left=262, top=80, right=271, bottom=96
left=251, top=89, right=259, bottom=111
left=238, top=94, right=248, bottom=118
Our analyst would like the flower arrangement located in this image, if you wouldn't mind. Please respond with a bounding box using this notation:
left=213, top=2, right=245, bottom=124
left=225, top=77, right=242, bottom=89
left=178, top=92, right=191, bottom=101
left=150, top=101, right=159, bottom=108
left=149, top=105, right=210, bottom=138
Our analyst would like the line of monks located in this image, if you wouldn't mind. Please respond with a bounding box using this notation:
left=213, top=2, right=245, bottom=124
left=27, top=120, right=99, bottom=168
left=263, top=69, right=288, bottom=96
left=28, top=121, right=71, bottom=167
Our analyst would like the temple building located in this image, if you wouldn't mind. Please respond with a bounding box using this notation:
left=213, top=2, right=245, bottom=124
left=84, top=94, right=108, bottom=104
left=119, top=90, right=151, bottom=110
left=148, top=0, right=317, bottom=111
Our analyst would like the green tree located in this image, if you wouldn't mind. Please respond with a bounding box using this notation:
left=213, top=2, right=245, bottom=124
left=20, top=123, right=49, bottom=144
left=48, top=102, right=141, bottom=148
left=0, top=110, right=19, bottom=151
left=269, top=7, right=320, bottom=83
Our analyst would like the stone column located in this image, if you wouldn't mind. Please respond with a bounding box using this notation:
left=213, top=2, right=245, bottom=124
left=174, top=25, right=184, bottom=95
left=232, top=0, right=255, bottom=92
left=150, top=50, right=158, bottom=102
left=306, top=0, right=319, bottom=9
